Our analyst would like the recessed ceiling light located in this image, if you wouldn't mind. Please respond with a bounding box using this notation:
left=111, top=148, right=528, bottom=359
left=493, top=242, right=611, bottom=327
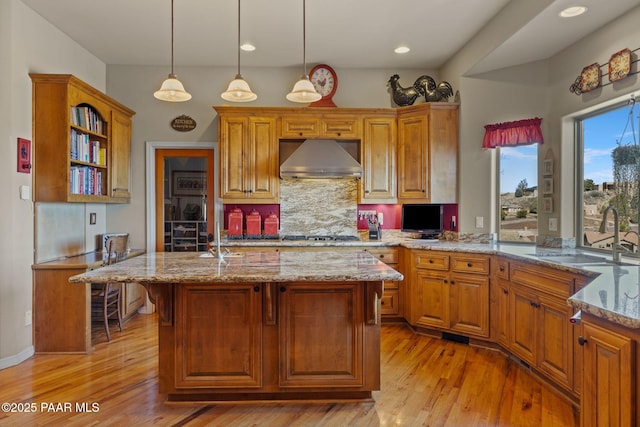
left=240, top=43, right=256, bottom=52
left=394, top=46, right=410, bottom=54
left=559, top=6, right=587, bottom=18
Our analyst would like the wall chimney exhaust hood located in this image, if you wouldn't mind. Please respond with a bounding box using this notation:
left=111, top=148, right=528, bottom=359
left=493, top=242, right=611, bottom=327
left=280, top=139, right=362, bottom=178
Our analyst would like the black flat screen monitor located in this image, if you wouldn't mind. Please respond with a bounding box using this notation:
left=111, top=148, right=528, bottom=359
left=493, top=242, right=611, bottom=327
left=401, top=204, right=443, bottom=239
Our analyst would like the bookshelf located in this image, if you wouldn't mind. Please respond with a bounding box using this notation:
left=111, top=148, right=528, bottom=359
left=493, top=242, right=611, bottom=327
left=30, top=74, right=135, bottom=203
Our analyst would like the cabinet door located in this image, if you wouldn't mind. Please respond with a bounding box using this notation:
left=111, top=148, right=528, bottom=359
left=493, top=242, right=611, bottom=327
left=279, top=282, right=364, bottom=387
left=247, top=116, right=279, bottom=202
left=413, top=269, right=449, bottom=329
left=121, top=282, right=145, bottom=320
left=219, top=116, right=249, bottom=200
left=536, top=292, right=573, bottom=390
left=321, top=115, right=361, bottom=139
left=397, top=113, right=429, bottom=201
left=361, top=116, right=397, bottom=203
left=174, top=283, right=262, bottom=388
left=110, top=110, right=132, bottom=201
left=509, top=285, right=537, bottom=365
left=581, top=321, right=634, bottom=427
left=493, top=278, right=511, bottom=346
left=449, top=273, right=489, bottom=337
left=428, top=105, right=459, bottom=203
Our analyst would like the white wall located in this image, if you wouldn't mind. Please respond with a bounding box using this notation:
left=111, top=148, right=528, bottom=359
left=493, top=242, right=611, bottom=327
left=0, top=0, right=106, bottom=366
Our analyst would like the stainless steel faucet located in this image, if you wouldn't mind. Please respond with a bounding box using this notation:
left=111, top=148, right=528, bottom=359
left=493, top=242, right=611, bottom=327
left=599, top=206, right=622, bottom=262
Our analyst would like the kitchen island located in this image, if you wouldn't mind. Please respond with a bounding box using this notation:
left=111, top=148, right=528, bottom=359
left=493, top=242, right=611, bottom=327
left=69, top=249, right=403, bottom=402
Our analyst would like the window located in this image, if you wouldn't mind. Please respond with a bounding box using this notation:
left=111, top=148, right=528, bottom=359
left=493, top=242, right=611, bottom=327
left=499, top=144, right=538, bottom=242
left=578, top=99, right=640, bottom=256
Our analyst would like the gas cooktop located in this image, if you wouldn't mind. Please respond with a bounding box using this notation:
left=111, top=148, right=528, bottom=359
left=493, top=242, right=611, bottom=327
left=281, top=235, right=361, bottom=242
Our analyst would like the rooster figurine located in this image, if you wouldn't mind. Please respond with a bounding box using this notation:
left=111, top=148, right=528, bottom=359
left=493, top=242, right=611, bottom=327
left=387, top=74, right=421, bottom=106
left=414, top=75, right=454, bottom=102
left=388, top=74, right=454, bottom=106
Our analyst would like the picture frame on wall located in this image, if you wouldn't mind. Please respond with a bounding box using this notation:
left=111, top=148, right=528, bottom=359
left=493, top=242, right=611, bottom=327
left=543, top=159, right=553, bottom=176
left=543, top=178, right=553, bottom=195
left=172, top=171, right=207, bottom=197
left=542, top=197, right=553, bottom=213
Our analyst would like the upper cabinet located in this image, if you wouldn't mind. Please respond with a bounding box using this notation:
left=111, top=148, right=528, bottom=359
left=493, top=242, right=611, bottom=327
left=361, top=113, right=397, bottom=203
left=216, top=107, right=279, bottom=204
left=30, top=74, right=135, bottom=203
left=280, top=112, right=361, bottom=139
left=397, top=103, right=459, bottom=204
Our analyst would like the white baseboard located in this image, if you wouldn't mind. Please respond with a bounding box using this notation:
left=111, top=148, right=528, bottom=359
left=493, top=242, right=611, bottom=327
left=0, top=346, right=34, bottom=370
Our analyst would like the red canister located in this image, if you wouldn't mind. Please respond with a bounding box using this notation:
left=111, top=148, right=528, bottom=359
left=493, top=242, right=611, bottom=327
left=227, top=208, right=243, bottom=239
left=246, top=210, right=262, bottom=239
left=263, top=212, right=279, bottom=239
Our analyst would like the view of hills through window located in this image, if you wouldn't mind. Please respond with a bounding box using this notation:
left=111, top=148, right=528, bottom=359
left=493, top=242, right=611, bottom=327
left=499, top=144, right=538, bottom=242
left=582, top=101, right=639, bottom=254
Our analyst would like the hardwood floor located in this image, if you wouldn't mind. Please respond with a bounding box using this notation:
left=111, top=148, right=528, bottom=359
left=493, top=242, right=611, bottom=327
left=0, top=314, right=578, bottom=426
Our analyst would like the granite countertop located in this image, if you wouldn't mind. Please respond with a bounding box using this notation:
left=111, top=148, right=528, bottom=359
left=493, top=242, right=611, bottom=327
left=68, top=250, right=404, bottom=284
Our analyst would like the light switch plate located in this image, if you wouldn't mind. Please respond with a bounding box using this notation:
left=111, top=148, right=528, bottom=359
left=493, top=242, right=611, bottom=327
left=475, top=216, right=484, bottom=228
left=19, top=185, right=30, bottom=200
left=549, top=218, right=558, bottom=231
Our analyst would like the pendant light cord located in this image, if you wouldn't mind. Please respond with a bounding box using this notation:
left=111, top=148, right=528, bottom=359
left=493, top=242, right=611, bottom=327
left=170, top=0, right=175, bottom=76
left=237, top=0, right=241, bottom=76
left=302, top=0, right=307, bottom=76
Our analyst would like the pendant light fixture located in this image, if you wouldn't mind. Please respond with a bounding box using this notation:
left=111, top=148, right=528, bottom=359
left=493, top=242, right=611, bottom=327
left=221, top=0, right=257, bottom=102
left=286, top=0, right=321, bottom=103
left=154, top=0, right=192, bottom=102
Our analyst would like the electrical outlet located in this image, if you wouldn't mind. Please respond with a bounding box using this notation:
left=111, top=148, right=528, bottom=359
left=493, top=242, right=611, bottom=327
left=549, top=218, right=558, bottom=231
left=377, top=212, right=383, bottom=225
left=475, top=216, right=484, bottom=228
left=25, top=310, right=32, bottom=326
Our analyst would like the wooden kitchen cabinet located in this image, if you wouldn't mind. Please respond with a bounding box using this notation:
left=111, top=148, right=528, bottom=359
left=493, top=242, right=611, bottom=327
left=409, top=250, right=489, bottom=338
left=216, top=109, right=279, bottom=203
left=280, top=113, right=361, bottom=139
left=364, top=248, right=402, bottom=317
left=397, top=103, right=459, bottom=203
left=491, top=257, right=511, bottom=346
left=30, top=74, right=135, bottom=203
left=174, top=283, right=263, bottom=388
left=361, top=115, right=397, bottom=203
left=580, top=314, right=635, bottom=427
left=508, top=261, right=576, bottom=392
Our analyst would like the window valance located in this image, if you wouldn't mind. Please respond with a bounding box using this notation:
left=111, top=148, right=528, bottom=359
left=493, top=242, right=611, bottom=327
left=482, top=117, right=544, bottom=149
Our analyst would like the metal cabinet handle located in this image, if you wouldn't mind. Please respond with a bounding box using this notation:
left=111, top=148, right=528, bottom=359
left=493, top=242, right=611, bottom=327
left=578, top=336, right=587, bottom=346
left=253, top=286, right=260, bottom=292
left=467, top=262, right=472, bottom=267
left=280, top=286, right=286, bottom=292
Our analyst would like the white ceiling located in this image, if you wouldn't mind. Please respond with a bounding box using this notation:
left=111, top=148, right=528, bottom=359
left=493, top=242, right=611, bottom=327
left=20, top=0, right=640, bottom=73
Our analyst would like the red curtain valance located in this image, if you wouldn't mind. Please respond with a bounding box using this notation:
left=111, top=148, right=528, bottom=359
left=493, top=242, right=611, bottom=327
left=482, top=117, right=544, bottom=149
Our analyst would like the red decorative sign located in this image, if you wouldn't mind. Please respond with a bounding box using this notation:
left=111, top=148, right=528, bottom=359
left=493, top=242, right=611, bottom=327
left=17, top=138, right=31, bottom=173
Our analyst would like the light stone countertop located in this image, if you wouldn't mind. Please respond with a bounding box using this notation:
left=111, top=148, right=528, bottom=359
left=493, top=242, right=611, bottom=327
left=68, top=250, right=404, bottom=284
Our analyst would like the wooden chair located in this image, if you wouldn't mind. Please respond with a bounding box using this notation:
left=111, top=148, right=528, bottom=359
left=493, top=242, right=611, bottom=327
left=91, top=235, right=128, bottom=342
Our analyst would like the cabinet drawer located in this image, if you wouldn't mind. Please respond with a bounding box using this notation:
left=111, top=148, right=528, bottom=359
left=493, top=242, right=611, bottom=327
left=450, top=254, right=490, bottom=275
left=380, top=289, right=399, bottom=315
left=414, top=252, right=449, bottom=270
left=364, top=248, right=398, bottom=264
left=280, top=117, right=320, bottom=138
left=510, top=262, right=575, bottom=297
left=321, top=116, right=361, bottom=138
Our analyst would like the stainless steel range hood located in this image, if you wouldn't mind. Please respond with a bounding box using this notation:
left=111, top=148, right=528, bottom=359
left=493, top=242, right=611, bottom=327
left=280, top=139, right=362, bottom=178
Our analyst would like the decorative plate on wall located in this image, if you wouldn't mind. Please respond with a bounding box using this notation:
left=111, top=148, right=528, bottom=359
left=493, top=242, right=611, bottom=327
left=580, top=63, right=601, bottom=93
left=608, top=48, right=631, bottom=82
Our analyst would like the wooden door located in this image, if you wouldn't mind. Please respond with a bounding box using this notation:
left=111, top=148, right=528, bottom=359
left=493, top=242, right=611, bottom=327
left=110, top=110, right=132, bottom=201
left=278, top=282, right=364, bottom=387
left=361, top=116, right=397, bottom=203
left=397, top=113, right=428, bottom=201
left=174, top=283, right=262, bottom=388
left=219, top=116, right=249, bottom=200
left=413, top=269, right=449, bottom=329
left=154, top=148, right=215, bottom=252
left=247, top=116, right=279, bottom=201
left=509, top=285, right=537, bottom=365
left=493, top=277, right=511, bottom=346
left=449, top=273, right=489, bottom=337
left=581, top=320, right=634, bottom=427
left=536, top=292, right=573, bottom=390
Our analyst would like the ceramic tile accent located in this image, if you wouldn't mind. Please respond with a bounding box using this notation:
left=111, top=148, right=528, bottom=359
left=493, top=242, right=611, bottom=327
left=279, top=178, right=358, bottom=236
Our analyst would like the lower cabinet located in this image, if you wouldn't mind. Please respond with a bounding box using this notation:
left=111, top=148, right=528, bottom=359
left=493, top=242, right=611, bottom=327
left=580, top=314, right=635, bottom=427
left=364, top=248, right=402, bottom=318
left=410, top=250, right=490, bottom=338
left=166, top=280, right=379, bottom=398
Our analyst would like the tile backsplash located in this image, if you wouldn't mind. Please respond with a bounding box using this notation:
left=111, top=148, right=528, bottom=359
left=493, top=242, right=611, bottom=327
left=279, top=178, right=358, bottom=236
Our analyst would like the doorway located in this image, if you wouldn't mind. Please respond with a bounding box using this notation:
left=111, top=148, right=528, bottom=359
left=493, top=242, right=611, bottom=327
left=154, top=148, right=215, bottom=252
